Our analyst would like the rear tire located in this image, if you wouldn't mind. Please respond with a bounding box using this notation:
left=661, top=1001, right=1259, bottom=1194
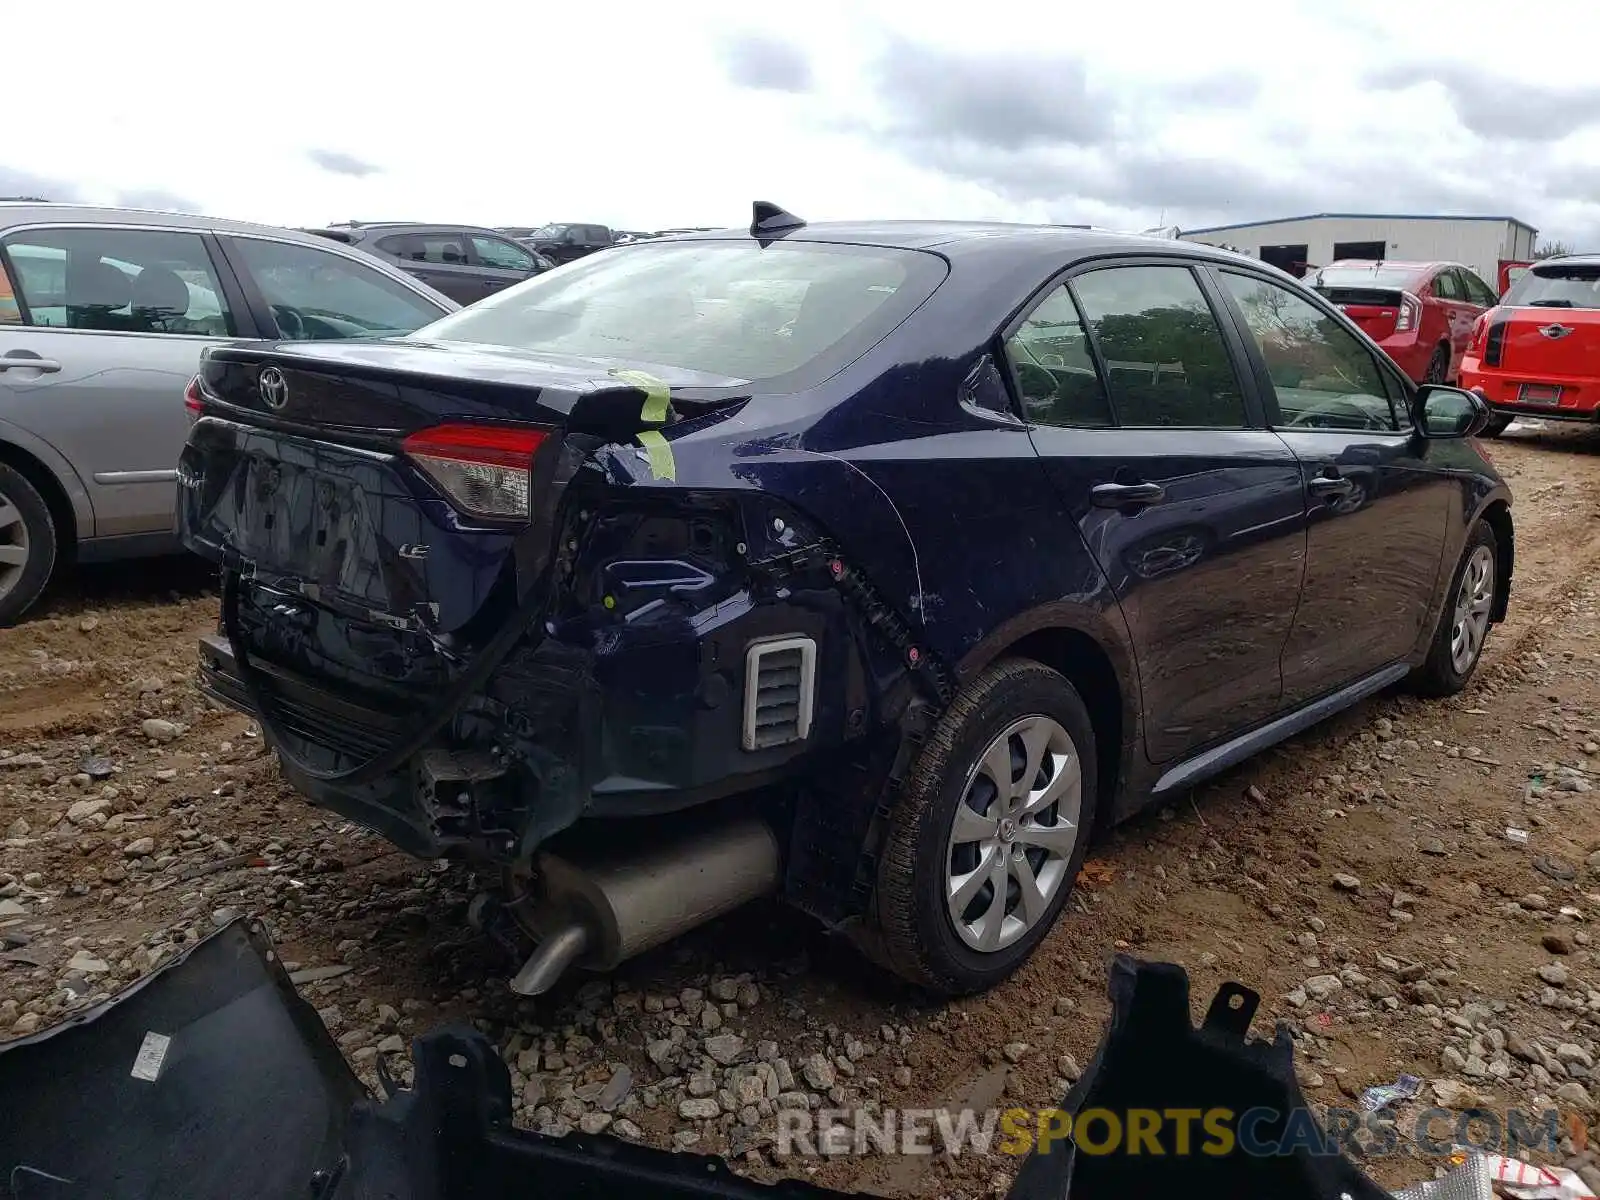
left=0, top=463, right=57, bottom=627
left=859, top=659, right=1099, bottom=997
left=1424, top=344, right=1450, bottom=385
left=1408, top=520, right=1497, bottom=697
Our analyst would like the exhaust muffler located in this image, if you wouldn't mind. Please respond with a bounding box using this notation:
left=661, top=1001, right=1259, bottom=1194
left=509, top=815, right=780, bottom=995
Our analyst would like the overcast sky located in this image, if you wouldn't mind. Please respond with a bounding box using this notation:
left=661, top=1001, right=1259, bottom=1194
left=5, top=0, right=1598, bottom=248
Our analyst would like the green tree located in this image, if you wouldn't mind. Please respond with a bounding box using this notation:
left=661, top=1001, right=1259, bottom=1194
left=1534, top=241, right=1571, bottom=259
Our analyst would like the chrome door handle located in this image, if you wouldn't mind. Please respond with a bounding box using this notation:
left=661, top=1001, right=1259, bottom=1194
left=1091, top=481, right=1166, bottom=509
left=1308, top=475, right=1354, bottom=499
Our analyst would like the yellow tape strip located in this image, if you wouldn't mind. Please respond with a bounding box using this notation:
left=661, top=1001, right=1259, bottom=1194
left=637, top=429, right=676, bottom=481
left=610, top=368, right=671, bottom=426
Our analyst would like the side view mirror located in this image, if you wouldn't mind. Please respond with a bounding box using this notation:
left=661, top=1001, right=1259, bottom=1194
left=1416, top=383, right=1491, bottom=439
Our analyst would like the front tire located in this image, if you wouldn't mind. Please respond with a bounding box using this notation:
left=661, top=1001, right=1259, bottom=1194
left=0, top=463, right=56, bottom=627
left=861, top=659, right=1098, bottom=996
left=1409, top=521, right=1497, bottom=697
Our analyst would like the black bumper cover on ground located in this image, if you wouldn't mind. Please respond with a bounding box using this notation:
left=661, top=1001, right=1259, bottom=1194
left=0, top=921, right=1393, bottom=1200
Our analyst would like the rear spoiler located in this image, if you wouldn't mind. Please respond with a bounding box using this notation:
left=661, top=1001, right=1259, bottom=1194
left=0, top=920, right=1391, bottom=1200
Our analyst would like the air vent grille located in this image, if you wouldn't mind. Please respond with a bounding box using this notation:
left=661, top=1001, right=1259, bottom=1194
left=742, top=636, right=817, bottom=751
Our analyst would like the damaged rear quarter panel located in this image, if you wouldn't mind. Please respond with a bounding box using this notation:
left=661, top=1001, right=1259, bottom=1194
left=593, top=347, right=1129, bottom=691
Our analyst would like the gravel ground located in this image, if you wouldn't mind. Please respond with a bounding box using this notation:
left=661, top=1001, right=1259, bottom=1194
left=6, top=422, right=1600, bottom=1197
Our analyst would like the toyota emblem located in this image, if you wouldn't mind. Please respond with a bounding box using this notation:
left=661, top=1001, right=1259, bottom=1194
left=258, top=367, right=290, bottom=410
left=1538, top=324, right=1573, bottom=340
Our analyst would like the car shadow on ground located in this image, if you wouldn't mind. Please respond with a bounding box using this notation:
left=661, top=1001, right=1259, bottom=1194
left=22, top=554, right=218, bottom=623
left=1499, top=422, right=1600, bottom=456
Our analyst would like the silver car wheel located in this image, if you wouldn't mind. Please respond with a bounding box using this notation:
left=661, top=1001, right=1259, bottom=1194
left=1450, top=543, right=1495, bottom=675
left=0, top=490, right=29, bottom=603
left=945, top=714, right=1083, bottom=953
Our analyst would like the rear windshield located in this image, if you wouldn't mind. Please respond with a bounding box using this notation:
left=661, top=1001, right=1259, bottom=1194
left=1312, top=266, right=1417, bottom=290
left=1503, top=263, right=1600, bottom=309
left=412, top=239, right=947, bottom=387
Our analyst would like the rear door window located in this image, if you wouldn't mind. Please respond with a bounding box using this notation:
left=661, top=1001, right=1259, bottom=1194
left=378, top=232, right=469, bottom=265
left=230, top=236, right=448, bottom=339
left=1431, top=270, right=1462, bottom=301
left=1003, top=284, right=1112, bottom=427
left=0, top=227, right=235, bottom=336
left=1461, top=270, right=1497, bottom=307
left=1068, top=264, right=1249, bottom=428
left=1219, top=270, right=1402, bottom=432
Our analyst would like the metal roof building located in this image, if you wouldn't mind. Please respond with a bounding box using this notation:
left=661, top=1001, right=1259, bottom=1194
left=1177, top=213, right=1538, bottom=284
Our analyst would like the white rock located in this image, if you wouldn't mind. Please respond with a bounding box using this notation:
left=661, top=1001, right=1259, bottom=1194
left=65, top=797, right=112, bottom=825
left=1303, top=975, right=1343, bottom=1001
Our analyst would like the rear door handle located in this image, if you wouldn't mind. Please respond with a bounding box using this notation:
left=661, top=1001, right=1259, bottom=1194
left=0, top=357, right=61, bottom=373
left=1091, top=481, right=1166, bottom=509
left=1308, top=474, right=1355, bottom=499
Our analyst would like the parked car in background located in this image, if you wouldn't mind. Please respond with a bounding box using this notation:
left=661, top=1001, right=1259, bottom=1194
left=1499, top=260, right=1534, bottom=296
left=494, top=229, right=559, bottom=270
left=177, top=215, right=1511, bottom=999
left=519, top=223, right=615, bottom=264
left=305, top=222, right=550, bottom=304
left=1309, top=260, right=1497, bottom=385
left=0, top=203, right=456, bottom=624
left=1460, top=254, right=1600, bottom=436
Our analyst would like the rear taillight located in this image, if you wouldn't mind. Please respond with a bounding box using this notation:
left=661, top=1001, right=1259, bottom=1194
left=1396, top=291, right=1422, bottom=333
left=1467, top=314, right=1489, bottom=354
left=1485, top=319, right=1508, bottom=367
left=402, top=423, right=549, bottom=520
left=184, top=375, right=204, bottom=416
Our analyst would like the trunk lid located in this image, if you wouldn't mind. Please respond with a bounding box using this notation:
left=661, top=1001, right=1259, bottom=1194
left=178, top=340, right=729, bottom=635
left=1315, top=286, right=1405, bottom=340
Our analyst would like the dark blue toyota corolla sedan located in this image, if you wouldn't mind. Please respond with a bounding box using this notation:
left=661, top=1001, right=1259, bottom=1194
left=178, top=205, right=1512, bottom=997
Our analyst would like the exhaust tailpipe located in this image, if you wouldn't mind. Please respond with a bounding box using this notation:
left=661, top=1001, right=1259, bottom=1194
left=510, top=816, right=780, bottom=996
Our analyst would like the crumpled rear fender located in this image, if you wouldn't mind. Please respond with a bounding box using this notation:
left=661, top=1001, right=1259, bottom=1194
left=593, top=419, right=925, bottom=644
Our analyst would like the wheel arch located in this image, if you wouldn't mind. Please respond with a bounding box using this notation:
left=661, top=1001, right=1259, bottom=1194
left=1478, top=498, right=1513, bottom=622
left=0, top=437, right=82, bottom=564
left=956, top=608, right=1140, bottom=835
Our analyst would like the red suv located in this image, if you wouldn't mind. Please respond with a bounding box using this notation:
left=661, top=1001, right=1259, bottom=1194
left=1310, top=260, right=1498, bottom=385
left=1459, top=255, right=1600, bottom=436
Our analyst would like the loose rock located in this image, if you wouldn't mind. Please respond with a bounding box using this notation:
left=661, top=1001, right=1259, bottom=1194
left=1540, top=963, right=1570, bottom=987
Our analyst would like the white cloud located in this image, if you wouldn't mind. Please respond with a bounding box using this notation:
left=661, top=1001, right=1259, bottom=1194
left=5, top=0, right=1598, bottom=245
